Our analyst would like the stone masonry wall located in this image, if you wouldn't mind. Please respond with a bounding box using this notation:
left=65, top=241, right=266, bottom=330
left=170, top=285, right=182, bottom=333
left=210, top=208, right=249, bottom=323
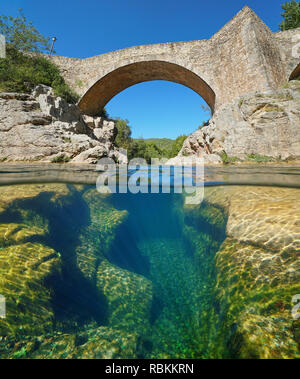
left=47, top=6, right=300, bottom=116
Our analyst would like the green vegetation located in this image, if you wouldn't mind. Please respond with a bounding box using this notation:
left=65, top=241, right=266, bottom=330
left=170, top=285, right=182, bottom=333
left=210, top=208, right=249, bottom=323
left=279, top=1, right=300, bottom=30
left=94, top=108, right=109, bottom=118
left=0, top=9, right=50, bottom=52
left=169, top=135, right=188, bottom=157
left=0, top=47, right=79, bottom=103
left=114, top=118, right=132, bottom=150
left=247, top=154, right=275, bottom=163
left=51, top=155, right=71, bottom=163
left=0, top=10, right=79, bottom=103
left=114, top=118, right=187, bottom=162
left=128, top=140, right=165, bottom=163
left=12, top=347, right=27, bottom=359
left=219, top=152, right=240, bottom=165
left=135, top=138, right=174, bottom=151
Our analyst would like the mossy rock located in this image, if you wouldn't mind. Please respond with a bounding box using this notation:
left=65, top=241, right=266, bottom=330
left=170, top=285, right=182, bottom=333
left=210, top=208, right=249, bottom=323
left=97, top=259, right=152, bottom=335
left=210, top=237, right=300, bottom=358
left=184, top=201, right=227, bottom=232
left=1, top=326, right=140, bottom=359
left=0, top=237, right=61, bottom=338
left=229, top=311, right=300, bottom=359
left=0, top=184, right=70, bottom=214
left=75, top=189, right=128, bottom=282
left=0, top=223, right=46, bottom=246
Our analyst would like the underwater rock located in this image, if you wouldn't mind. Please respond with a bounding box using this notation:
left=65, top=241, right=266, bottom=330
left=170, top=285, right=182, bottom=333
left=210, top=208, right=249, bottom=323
left=229, top=310, right=299, bottom=359
left=75, top=189, right=128, bottom=282
left=204, top=186, right=300, bottom=252
left=97, top=259, right=152, bottom=336
left=0, top=326, right=140, bottom=359
left=0, top=223, right=46, bottom=246
left=0, top=184, right=70, bottom=213
left=203, top=186, right=300, bottom=358
left=0, top=234, right=61, bottom=337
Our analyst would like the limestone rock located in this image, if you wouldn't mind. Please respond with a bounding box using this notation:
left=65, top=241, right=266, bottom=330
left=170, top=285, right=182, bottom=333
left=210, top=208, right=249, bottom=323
left=0, top=228, right=61, bottom=337
left=172, top=81, right=300, bottom=164
left=202, top=186, right=300, bottom=358
left=97, top=259, right=152, bottom=335
left=75, top=188, right=128, bottom=281
left=0, top=86, right=124, bottom=164
left=0, top=184, right=70, bottom=213
left=1, top=326, right=141, bottom=359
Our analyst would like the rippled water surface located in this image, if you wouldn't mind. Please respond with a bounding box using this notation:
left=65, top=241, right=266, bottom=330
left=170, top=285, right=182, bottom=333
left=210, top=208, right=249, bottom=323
left=0, top=164, right=299, bottom=359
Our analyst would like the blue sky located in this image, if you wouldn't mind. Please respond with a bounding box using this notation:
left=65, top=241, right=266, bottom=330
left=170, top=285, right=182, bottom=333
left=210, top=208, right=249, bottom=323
left=1, top=0, right=287, bottom=138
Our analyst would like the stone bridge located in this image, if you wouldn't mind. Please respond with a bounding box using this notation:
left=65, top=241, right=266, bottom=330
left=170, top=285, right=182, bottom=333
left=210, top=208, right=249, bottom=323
left=48, top=6, right=300, bottom=116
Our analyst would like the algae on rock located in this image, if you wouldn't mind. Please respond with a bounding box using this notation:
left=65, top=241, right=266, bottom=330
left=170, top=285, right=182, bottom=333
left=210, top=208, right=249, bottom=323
left=203, top=186, right=300, bottom=358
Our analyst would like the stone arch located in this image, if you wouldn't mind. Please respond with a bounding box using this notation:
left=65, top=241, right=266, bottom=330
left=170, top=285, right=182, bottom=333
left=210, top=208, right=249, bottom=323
left=78, top=61, right=216, bottom=116
left=289, top=62, right=300, bottom=80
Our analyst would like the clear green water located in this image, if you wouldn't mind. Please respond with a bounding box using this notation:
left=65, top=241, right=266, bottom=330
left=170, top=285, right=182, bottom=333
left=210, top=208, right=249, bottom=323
left=0, top=173, right=299, bottom=358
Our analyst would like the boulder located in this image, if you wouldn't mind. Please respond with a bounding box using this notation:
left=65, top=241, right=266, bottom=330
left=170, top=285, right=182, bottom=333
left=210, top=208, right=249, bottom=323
left=171, top=81, right=300, bottom=164
left=0, top=86, right=125, bottom=164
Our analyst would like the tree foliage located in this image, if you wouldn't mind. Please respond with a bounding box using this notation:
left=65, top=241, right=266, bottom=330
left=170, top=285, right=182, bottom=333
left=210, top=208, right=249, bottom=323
left=114, top=119, right=132, bottom=150
left=114, top=118, right=188, bottom=162
left=279, top=1, right=300, bottom=31
left=0, top=9, right=50, bottom=52
left=169, top=135, right=188, bottom=157
left=0, top=46, right=79, bottom=103
left=0, top=10, right=78, bottom=103
left=128, top=140, right=164, bottom=163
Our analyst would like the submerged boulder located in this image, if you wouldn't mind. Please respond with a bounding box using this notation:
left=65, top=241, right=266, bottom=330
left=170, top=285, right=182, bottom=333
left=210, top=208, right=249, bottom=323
left=0, top=326, right=141, bottom=359
left=97, top=259, right=152, bottom=335
left=0, top=229, right=61, bottom=337
left=202, top=186, right=300, bottom=358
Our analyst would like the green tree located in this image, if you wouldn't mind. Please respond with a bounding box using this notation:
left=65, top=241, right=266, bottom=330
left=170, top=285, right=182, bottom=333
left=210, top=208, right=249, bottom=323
left=279, top=1, right=300, bottom=31
left=114, top=119, right=133, bottom=149
left=0, top=10, right=78, bottom=102
left=113, top=118, right=188, bottom=162
left=128, top=140, right=147, bottom=161
left=0, top=47, right=79, bottom=103
left=170, top=135, right=187, bottom=157
left=0, top=9, right=50, bottom=52
left=127, top=140, right=164, bottom=163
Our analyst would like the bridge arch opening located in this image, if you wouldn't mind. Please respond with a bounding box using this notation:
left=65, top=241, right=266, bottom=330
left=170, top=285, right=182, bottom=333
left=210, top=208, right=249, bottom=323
left=78, top=61, right=216, bottom=116
left=289, top=62, right=300, bottom=81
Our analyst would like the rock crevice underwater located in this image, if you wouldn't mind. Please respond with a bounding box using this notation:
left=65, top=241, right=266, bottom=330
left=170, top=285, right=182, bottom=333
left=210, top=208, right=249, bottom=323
left=0, top=184, right=299, bottom=358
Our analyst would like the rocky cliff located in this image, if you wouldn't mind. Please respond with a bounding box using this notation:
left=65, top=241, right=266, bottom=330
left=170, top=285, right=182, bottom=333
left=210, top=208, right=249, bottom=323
left=0, top=85, right=126, bottom=164
left=169, top=80, right=300, bottom=165
left=1, top=81, right=300, bottom=166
